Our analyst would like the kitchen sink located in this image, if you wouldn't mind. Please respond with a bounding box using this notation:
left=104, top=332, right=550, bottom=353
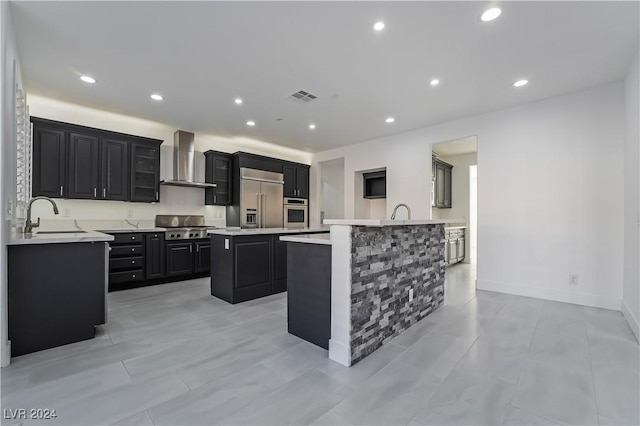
left=36, top=230, right=87, bottom=234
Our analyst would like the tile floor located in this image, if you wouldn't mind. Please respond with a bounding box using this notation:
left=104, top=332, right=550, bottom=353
left=1, top=263, right=638, bottom=425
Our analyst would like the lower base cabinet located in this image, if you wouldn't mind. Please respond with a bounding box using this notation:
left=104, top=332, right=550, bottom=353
left=210, top=232, right=328, bottom=304
left=107, top=232, right=209, bottom=290
left=445, top=228, right=466, bottom=265
left=8, top=242, right=107, bottom=356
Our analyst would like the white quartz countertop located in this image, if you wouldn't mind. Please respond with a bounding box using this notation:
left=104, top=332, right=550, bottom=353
left=8, top=230, right=114, bottom=246
left=97, top=227, right=166, bottom=233
left=323, top=219, right=465, bottom=227
left=280, top=233, right=332, bottom=245
left=208, top=227, right=329, bottom=236
left=444, top=225, right=467, bottom=230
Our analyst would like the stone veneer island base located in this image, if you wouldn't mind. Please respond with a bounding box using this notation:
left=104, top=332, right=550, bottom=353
left=326, top=219, right=461, bottom=366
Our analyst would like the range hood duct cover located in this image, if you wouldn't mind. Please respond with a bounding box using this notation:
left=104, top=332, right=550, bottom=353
left=160, top=130, right=216, bottom=188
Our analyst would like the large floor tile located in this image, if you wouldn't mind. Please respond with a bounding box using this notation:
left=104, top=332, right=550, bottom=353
left=511, top=362, right=599, bottom=425
left=111, top=411, right=155, bottom=425
left=411, top=369, right=516, bottom=425
left=584, top=306, right=638, bottom=344
left=325, top=359, right=443, bottom=425
left=397, top=330, right=478, bottom=380
left=148, top=363, right=287, bottom=425
left=502, top=406, right=559, bottom=425
left=588, top=330, right=640, bottom=372
left=216, top=369, right=351, bottom=425
left=526, top=327, right=592, bottom=374
left=260, top=340, right=332, bottom=382
left=592, top=365, right=640, bottom=426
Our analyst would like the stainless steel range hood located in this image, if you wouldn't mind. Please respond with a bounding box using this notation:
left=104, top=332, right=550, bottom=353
left=160, top=130, right=216, bottom=188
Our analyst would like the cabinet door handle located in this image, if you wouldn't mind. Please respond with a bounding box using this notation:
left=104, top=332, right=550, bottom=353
left=156, top=191, right=159, bottom=200
left=60, top=186, right=63, bottom=196
left=214, top=195, right=217, bottom=204
left=103, top=188, right=106, bottom=198
left=131, top=260, right=135, bottom=264
left=190, top=245, right=193, bottom=253
left=131, top=248, right=135, bottom=252
left=94, top=188, right=97, bottom=197
left=196, top=245, right=199, bottom=253
left=131, top=236, right=136, bottom=240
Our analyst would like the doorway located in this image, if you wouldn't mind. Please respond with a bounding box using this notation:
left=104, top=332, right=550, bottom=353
left=430, top=136, right=478, bottom=304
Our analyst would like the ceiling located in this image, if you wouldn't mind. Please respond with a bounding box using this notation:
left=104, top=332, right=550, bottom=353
left=10, top=1, right=639, bottom=153
left=433, top=136, right=477, bottom=157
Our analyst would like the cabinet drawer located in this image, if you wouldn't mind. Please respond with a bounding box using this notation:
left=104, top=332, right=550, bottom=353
left=109, top=270, right=144, bottom=284
left=110, top=256, right=143, bottom=271
left=110, top=245, right=143, bottom=257
left=111, top=233, right=144, bottom=244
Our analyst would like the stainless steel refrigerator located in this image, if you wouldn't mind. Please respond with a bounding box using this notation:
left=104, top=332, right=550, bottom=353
left=239, top=168, right=284, bottom=228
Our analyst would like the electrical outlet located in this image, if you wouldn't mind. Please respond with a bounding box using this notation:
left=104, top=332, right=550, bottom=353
left=569, top=274, right=579, bottom=285
left=7, top=200, right=13, bottom=215
left=127, top=209, right=134, bottom=218
left=409, top=288, right=414, bottom=302
left=63, top=208, right=71, bottom=217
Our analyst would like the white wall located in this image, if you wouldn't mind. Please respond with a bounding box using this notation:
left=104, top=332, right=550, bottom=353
left=623, top=51, right=639, bottom=341
left=1, top=1, right=23, bottom=367
left=311, top=83, right=625, bottom=311
left=432, top=152, right=477, bottom=262
left=319, top=158, right=344, bottom=221
left=27, top=95, right=312, bottom=225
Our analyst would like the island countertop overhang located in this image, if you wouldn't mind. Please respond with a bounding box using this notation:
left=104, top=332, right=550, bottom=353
left=323, top=218, right=465, bottom=227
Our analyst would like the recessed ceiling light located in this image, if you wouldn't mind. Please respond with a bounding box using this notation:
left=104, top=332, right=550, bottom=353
left=373, top=21, right=385, bottom=31
left=481, top=8, right=502, bottom=22
left=150, top=94, right=164, bottom=101
left=309, top=124, right=316, bottom=130
left=234, top=98, right=243, bottom=104
left=80, top=75, right=96, bottom=84
left=246, top=120, right=256, bottom=126
left=385, top=117, right=395, bottom=123
left=513, top=79, right=529, bottom=87
left=430, top=79, right=440, bottom=86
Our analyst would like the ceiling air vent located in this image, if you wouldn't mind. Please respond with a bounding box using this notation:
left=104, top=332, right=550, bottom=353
left=289, top=90, right=317, bottom=103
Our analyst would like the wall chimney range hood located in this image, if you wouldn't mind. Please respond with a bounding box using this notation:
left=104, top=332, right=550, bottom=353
left=160, top=130, right=216, bottom=188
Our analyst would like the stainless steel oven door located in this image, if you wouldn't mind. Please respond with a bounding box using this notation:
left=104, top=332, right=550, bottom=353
left=284, top=205, right=308, bottom=228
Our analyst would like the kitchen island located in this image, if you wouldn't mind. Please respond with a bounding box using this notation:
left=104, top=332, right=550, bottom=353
left=8, top=231, right=114, bottom=356
left=208, top=227, right=328, bottom=303
left=324, top=219, right=462, bottom=366
left=280, top=233, right=332, bottom=349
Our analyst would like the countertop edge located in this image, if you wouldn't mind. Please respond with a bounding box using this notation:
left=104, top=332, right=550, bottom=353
left=279, top=234, right=332, bottom=245
left=323, top=219, right=465, bottom=226
left=8, top=231, right=115, bottom=246
left=208, top=227, right=329, bottom=236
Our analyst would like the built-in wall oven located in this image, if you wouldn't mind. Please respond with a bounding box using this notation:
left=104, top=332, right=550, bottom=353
left=284, top=197, right=308, bottom=228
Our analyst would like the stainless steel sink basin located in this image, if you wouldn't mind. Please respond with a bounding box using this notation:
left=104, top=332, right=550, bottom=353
left=36, top=230, right=87, bottom=234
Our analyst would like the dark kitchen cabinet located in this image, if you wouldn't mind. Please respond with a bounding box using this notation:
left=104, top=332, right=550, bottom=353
left=68, top=132, right=100, bottom=199
left=272, top=237, right=288, bottom=293
left=166, top=239, right=211, bottom=277
left=145, top=232, right=165, bottom=279
left=210, top=231, right=329, bottom=304
left=101, top=138, right=130, bottom=201
left=131, top=141, right=161, bottom=202
left=283, top=164, right=309, bottom=198
left=31, top=117, right=161, bottom=203
left=194, top=241, right=211, bottom=273
left=433, top=158, right=453, bottom=208
left=8, top=242, right=107, bottom=356
left=205, top=150, right=232, bottom=206
left=32, top=124, right=66, bottom=198
left=166, top=242, right=194, bottom=276
left=107, top=232, right=145, bottom=287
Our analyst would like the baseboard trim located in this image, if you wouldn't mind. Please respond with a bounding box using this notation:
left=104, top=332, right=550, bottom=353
left=476, top=279, right=621, bottom=311
left=329, top=339, right=351, bottom=367
left=621, top=300, right=640, bottom=343
left=1, top=340, right=10, bottom=368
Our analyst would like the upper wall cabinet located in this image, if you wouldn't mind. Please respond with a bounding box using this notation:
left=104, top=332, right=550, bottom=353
left=204, top=150, right=232, bottom=206
left=130, top=141, right=161, bottom=203
left=433, top=157, right=453, bottom=208
left=283, top=164, right=309, bottom=198
left=31, top=117, right=162, bottom=203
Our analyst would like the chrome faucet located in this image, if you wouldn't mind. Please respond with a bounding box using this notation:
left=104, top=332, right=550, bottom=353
left=390, top=203, right=411, bottom=220
left=24, top=196, right=59, bottom=234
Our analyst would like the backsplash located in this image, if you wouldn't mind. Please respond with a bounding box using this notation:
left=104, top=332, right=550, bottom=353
left=350, top=224, right=445, bottom=364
